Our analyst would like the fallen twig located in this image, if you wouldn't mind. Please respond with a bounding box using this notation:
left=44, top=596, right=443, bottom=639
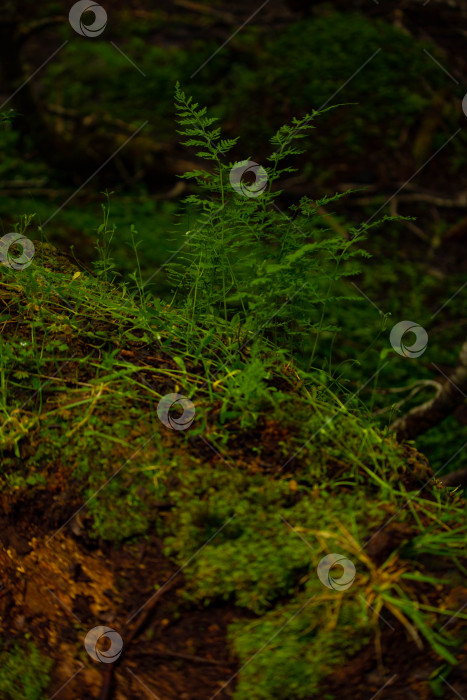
left=136, top=648, right=232, bottom=665
left=391, top=338, right=467, bottom=440
left=440, top=467, right=467, bottom=488
left=124, top=573, right=183, bottom=646
left=97, top=573, right=183, bottom=700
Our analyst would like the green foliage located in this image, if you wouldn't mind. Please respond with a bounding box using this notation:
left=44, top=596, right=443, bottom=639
left=223, top=13, right=462, bottom=163
left=93, top=190, right=119, bottom=283
left=2, top=20, right=467, bottom=696
left=230, top=597, right=370, bottom=699
left=41, top=39, right=215, bottom=140
left=170, top=84, right=384, bottom=358
left=0, top=642, right=53, bottom=700
left=0, top=110, right=16, bottom=127
left=327, top=217, right=467, bottom=474
left=2, top=223, right=466, bottom=700
left=35, top=11, right=464, bottom=176
left=163, top=445, right=466, bottom=699
left=217, top=343, right=283, bottom=427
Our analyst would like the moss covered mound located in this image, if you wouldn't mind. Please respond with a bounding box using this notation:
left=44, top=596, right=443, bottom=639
left=0, top=243, right=466, bottom=700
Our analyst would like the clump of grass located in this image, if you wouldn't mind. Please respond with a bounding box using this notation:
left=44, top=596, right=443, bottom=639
left=0, top=641, right=53, bottom=700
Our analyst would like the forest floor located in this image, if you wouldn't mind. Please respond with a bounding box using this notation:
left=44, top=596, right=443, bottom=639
left=2, top=495, right=466, bottom=700
left=1, top=2, right=467, bottom=699
left=0, top=243, right=466, bottom=699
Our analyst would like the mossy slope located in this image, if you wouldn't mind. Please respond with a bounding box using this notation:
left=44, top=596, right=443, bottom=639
left=0, top=243, right=465, bottom=699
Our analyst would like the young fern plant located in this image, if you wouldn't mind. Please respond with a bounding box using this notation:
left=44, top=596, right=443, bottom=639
left=171, top=83, right=241, bottom=329
left=93, top=190, right=119, bottom=284
left=170, top=83, right=389, bottom=360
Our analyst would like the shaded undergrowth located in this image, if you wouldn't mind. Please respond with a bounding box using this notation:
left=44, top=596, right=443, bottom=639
left=1, top=241, right=465, bottom=699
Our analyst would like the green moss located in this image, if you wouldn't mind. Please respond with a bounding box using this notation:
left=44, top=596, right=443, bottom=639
left=230, top=597, right=370, bottom=699
left=0, top=642, right=53, bottom=700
